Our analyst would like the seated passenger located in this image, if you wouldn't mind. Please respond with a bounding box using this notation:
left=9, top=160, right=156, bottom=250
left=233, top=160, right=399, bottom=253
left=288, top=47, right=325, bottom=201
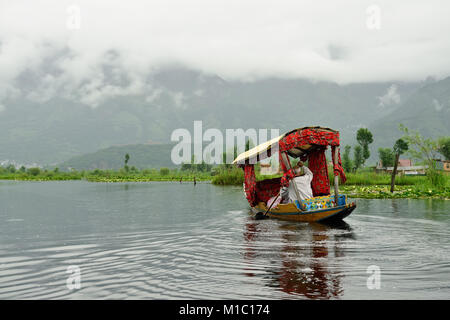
left=280, top=162, right=313, bottom=203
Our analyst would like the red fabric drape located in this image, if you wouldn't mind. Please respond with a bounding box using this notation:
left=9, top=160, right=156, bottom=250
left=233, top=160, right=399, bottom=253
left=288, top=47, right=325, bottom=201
left=244, top=165, right=257, bottom=206
left=244, top=166, right=282, bottom=206
left=308, top=148, right=330, bottom=196
left=331, top=146, right=346, bottom=184
left=279, top=128, right=339, bottom=153
left=255, top=177, right=281, bottom=204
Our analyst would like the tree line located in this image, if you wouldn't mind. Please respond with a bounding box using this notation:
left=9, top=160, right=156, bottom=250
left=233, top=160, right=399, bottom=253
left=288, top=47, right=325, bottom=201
left=341, top=125, right=450, bottom=190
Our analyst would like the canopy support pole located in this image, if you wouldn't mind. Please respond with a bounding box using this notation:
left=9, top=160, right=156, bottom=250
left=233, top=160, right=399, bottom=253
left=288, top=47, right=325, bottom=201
left=280, top=152, right=305, bottom=210
left=333, top=147, right=339, bottom=206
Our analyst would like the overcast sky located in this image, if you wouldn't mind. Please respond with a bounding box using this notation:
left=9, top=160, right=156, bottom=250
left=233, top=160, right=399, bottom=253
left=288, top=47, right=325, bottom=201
left=1, top=0, right=450, bottom=107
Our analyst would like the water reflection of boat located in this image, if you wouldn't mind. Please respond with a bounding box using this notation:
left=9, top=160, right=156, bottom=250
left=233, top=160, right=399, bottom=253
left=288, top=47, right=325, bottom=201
left=233, top=127, right=356, bottom=222
left=243, top=219, right=354, bottom=299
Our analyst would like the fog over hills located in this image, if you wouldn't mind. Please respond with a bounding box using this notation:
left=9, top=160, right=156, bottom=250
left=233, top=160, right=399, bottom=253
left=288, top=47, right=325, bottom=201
left=2, top=66, right=438, bottom=166
left=0, top=70, right=443, bottom=167
left=370, top=77, right=450, bottom=151
left=59, top=143, right=178, bottom=170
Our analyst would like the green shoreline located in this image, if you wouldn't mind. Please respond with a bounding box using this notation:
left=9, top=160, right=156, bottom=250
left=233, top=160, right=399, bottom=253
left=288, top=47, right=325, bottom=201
left=1, top=177, right=449, bottom=200
left=1, top=167, right=449, bottom=200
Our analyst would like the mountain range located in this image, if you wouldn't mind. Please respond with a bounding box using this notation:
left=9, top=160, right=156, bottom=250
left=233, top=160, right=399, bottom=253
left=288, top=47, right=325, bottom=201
left=1, top=67, right=449, bottom=167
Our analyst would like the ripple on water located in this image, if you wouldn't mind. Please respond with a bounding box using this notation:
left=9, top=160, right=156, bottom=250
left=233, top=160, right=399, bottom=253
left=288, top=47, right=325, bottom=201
left=0, top=182, right=449, bottom=299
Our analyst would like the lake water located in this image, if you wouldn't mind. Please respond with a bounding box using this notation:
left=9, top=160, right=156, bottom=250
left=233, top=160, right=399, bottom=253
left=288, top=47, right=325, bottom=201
left=0, top=181, right=449, bottom=299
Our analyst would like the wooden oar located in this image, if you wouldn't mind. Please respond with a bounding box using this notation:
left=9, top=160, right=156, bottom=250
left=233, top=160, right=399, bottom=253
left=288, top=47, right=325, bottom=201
left=264, top=191, right=281, bottom=216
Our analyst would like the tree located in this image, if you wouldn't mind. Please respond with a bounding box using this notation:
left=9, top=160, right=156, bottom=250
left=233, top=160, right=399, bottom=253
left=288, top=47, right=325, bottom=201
left=124, top=153, right=130, bottom=172
left=27, top=167, right=41, bottom=176
left=438, top=137, right=450, bottom=160
left=220, top=151, right=232, bottom=170
left=393, top=138, right=409, bottom=155
left=245, top=139, right=253, bottom=152
left=160, top=167, right=169, bottom=176
left=399, top=124, right=439, bottom=163
left=353, top=145, right=364, bottom=171
left=342, top=145, right=353, bottom=172
left=356, top=128, right=374, bottom=166
left=399, top=124, right=443, bottom=188
left=378, top=148, right=395, bottom=167
left=390, top=138, right=408, bottom=192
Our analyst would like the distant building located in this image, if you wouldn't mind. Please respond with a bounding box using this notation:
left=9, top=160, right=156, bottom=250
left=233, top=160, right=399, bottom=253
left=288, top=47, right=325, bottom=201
left=377, top=158, right=427, bottom=175
left=375, top=159, right=412, bottom=172
left=436, top=159, right=450, bottom=173
left=376, top=158, right=412, bottom=170
left=385, top=165, right=428, bottom=175
left=260, top=163, right=279, bottom=175
left=398, top=159, right=412, bottom=167
left=375, top=161, right=382, bottom=171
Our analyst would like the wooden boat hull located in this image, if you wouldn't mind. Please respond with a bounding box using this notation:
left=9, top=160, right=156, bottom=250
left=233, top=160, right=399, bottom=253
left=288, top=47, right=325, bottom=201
left=251, top=201, right=356, bottom=223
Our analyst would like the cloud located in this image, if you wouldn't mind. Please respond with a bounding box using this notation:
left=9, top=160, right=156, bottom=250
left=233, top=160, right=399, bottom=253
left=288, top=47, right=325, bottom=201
left=1, top=0, right=450, bottom=108
left=378, top=84, right=401, bottom=107
left=145, top=88, right=163, bottom=103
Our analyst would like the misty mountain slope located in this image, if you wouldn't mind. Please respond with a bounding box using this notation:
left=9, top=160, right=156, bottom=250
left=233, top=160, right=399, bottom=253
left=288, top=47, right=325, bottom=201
left=0, top=68, right=423, bottom=165
left=59, top=144, right=177, bottom=170
left=370, top=77, right=450, bottom=152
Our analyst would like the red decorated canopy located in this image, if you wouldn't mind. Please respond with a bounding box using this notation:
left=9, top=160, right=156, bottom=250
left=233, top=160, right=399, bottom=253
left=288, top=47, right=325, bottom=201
left=238, top=127, right=346, bottom=207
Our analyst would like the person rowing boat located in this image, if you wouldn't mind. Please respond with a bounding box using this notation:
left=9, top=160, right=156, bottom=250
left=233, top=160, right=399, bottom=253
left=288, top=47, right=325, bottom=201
left=280, top=161, right=313, bottom=203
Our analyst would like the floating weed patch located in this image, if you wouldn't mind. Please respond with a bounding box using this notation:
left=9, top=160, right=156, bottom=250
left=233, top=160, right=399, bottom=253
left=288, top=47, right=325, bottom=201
left=340, top=185, right=450, bottom=200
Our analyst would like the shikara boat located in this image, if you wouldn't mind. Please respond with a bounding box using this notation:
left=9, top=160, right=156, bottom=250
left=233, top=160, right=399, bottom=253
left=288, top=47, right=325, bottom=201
left=233, top=126, right=356, bottom=223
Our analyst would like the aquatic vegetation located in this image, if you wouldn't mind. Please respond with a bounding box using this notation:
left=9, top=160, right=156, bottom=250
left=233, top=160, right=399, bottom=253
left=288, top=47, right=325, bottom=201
left=211, top=168, right=244, bottom=185
left=0, top=167, right=210, bottom=183
left=1, top=165, right=449, bottom=200
left=0, top=171, right=83, bottom=181
left=340, top=185, right=450, bottom=200
left=211, top=168, right=281, bottom=185
left=84, top=169, right=211, bottom=182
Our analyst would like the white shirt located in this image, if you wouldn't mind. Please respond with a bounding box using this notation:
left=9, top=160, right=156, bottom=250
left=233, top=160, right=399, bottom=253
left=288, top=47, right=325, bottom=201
left=287, top=167, right=313, bottom=201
